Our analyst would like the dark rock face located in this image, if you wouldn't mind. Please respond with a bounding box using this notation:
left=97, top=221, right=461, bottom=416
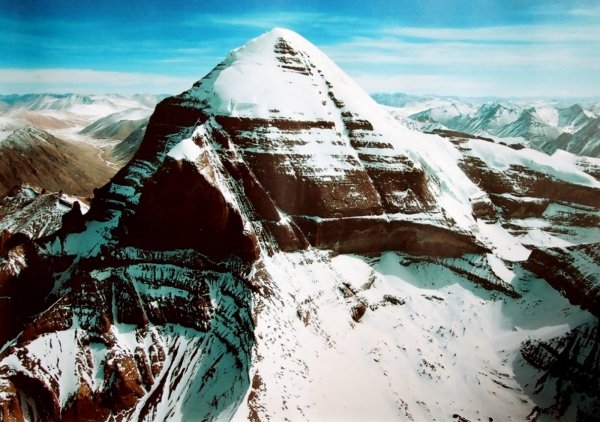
left=60, top=201, right=86, bottom=235
left=126, top=157, right=259, bottom=262
left=294, top=217, right=486, bottom=257
left=215, top=115, right=385, bottom=218
left=0, top=241, right=54, bottom=346
left=487, top=193, right=549, bottom=219
left=132, top=96, right=208, bottom=162
left=0, top=229, right=11, bottom=257
left=524, top=243, right=600, bottom=317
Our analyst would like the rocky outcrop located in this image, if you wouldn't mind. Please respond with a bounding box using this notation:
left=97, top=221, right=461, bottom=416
left=521, top=322, right=600, bottom=419
left=524, top=243, right=600, bottom=317
left=125, top=157, right=259, bottom=262
left=294, top=216, right=486, bottom=257
left=460, top=155, right=600, bottom=210
left=0, top=186, right=80, bottom=347
left=0, top=240, right=54, bottom=348
left=0, top=245, right=255, bottom=421
left=487, top=193, right=549, bottom=219
left=0, top=186, right=83, bottom=240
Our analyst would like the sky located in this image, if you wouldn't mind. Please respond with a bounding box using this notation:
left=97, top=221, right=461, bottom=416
left=1, top=0, right=599, bottom=97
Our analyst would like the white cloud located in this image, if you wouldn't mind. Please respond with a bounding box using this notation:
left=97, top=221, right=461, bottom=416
left=568, top=5, right=600, bottom=17
left=320, top=21, right=600, bottom=96
left=324, top=38, right=600, bottom=70
left=201, top=12, right=312, bottom=28
left=0, top=68, right=195, bottom=94
left=196, top=12, right=363, bottom=31
left=352, top=70, right=599, bottom=98
left=382, top=24, right=600, bottom=43
left=352, top=73, right=492, bottom=96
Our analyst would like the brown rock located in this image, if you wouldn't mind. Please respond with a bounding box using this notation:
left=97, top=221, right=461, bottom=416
left=60, top=200, right=86, bottom=234
left=126, top=157, right=259, bottom=262
left=103, top=353, right=145, bottom=413
left=0, top=380, right=25, bottom=422
left=0, top=242, right=54, bottom=345
left=524, top=243, right=600, bottom=317
left=62, top=381, right=109, bottom=422
left=351, top=304, right=367, bottom=322
left=294, top=216, right=487, bottom=257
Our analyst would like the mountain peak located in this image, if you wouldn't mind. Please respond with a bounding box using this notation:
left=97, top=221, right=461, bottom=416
left=260, top=27, right=306, bottom=42
left=236, top=27, right=313, bottom=55
left=183, top=27, right=374, bottom=121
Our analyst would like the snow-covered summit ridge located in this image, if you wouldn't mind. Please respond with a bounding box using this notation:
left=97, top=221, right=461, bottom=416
left=186, top=27, right=380, bottom=121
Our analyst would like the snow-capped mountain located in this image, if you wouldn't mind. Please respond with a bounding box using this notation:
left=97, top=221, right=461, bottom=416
left=0, top=93, right=159, bottom=115
left=0, top=94, right=164, bottom=194
left=79, top=108, right=152, bottom=141
left=548, top=117, right=600, bottom=157
left=0, top=93, right=163, bottom=147
left=377, top=93, right=600, bottom=158
left=0, top=28, right=598, bottom=421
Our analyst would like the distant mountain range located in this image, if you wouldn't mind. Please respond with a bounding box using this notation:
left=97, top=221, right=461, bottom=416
left=0, top=93, right=166, bottom=195
left=373, top=93, right=600, bottom=157
left=3, top=90, right=598, bottom=196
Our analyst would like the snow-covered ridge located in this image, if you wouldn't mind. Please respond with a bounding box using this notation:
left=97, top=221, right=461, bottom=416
left=185, top=27, right=382, bottom=122
left=376, top=92, right=600, bottom=158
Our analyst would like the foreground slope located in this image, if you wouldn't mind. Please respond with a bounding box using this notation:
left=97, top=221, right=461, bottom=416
left=0, top=29, right=598, bottom=421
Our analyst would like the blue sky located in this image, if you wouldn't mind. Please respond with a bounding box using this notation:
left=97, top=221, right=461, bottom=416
left=1, top=0, right=599, bottom=97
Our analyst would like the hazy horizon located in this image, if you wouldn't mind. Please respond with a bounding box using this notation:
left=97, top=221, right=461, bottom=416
left=3, top=92, right=600, bottom=103
left=2, top=0, right=600, bottom=97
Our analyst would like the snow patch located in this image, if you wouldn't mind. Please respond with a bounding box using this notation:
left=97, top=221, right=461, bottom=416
left=167, top=137, right=202, bottom=162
